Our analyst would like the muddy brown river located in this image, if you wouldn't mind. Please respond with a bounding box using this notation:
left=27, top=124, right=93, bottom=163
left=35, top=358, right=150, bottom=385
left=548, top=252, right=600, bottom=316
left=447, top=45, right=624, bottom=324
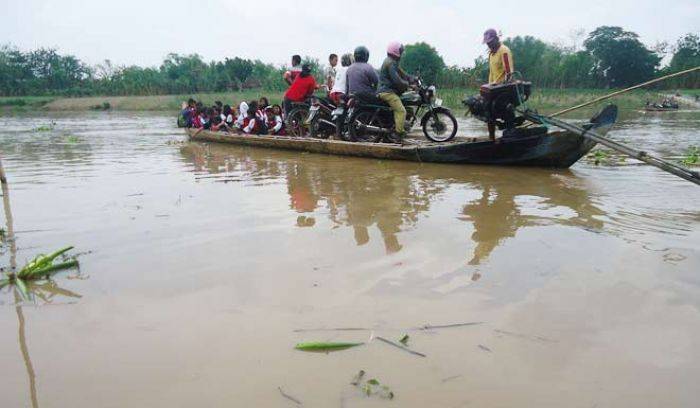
left=1, top=110, right=699, bottom=407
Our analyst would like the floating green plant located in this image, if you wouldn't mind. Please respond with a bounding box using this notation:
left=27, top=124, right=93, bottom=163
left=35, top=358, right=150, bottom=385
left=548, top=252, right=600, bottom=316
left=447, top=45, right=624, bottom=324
left=294, top=342, right=363, bottom=352
left=681, top=146, right=699, bottom=166
left=0, top=246, right=79, bottom=300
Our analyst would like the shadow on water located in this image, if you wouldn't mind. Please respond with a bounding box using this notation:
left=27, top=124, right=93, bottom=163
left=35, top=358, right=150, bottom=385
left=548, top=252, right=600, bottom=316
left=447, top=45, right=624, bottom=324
left=180, top=142, right=607, bottom=263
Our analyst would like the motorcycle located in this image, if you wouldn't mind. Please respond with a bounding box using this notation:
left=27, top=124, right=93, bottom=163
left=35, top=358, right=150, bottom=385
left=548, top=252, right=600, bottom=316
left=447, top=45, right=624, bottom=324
left=345, top=79, right=458, bottom=143
left=307, top=96, right=338, bottom=139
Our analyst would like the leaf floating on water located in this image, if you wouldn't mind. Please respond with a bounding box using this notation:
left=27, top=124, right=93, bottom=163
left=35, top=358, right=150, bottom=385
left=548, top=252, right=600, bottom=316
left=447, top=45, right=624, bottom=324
left=294, top=342, right=363, bottom=352
left=15, top=278, right=31, bottom=300
left=350, top=370, right=365, bottom=386
left=399, top=334, right=409, bottom=345
left=367, top=379, right=379, bottom=386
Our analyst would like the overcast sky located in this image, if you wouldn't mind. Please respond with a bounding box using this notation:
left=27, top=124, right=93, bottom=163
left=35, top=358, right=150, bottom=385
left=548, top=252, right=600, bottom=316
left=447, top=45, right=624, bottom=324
left=1, top=0, right=698, bottom=68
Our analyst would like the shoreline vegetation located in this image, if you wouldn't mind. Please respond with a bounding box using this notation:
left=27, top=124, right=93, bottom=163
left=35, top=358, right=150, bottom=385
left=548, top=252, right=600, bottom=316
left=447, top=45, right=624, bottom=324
left=0, top=88, right=694, bottom=117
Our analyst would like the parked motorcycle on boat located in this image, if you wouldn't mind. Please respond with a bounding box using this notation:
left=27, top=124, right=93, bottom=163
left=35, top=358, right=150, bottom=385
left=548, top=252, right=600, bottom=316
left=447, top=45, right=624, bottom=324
left=307, top=96, right=338, bottom=139
left=345, top=79, right=458, bottom=143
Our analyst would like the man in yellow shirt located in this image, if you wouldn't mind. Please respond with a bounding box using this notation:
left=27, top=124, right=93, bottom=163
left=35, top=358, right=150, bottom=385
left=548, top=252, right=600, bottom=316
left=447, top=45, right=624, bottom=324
left=483, top=28, right=514, bottom=139
left=484, top=28, right=513, bottom=84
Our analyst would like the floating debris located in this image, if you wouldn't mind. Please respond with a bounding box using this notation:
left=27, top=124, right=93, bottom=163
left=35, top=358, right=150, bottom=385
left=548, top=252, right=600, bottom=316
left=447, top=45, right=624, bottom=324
left=478, top=344, right=492, bottom=352
left=399, top=334, right=409, bottom=346
left=418, top=322, right=484, bottom=330
left=278, top=386, right=302, bottom=405
left=376, top=336, right=426, bottom=358
left=440, top=374, right=463, bottom=383
left=294, top=342, right=363, bottom=352
left=351, top=372, right=394, bottom=400
left=350, top=370, right=365, bottom=386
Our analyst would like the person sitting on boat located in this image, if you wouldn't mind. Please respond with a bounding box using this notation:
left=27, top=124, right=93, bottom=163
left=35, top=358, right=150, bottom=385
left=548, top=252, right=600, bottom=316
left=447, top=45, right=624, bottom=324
left=378, top=41, right=416, bottom=142
left=193, top=108, right=211, bottom=130
left=235, top=101, right=249, bottom=129
left=346, top=46, right=379, bottom=98
left=329, top=53, right=353, bottom=105
left=283, top=64, right=319, bottom=115
left=267, top=105, right=286, bottom=135
left=283, top=55, right=303, bottom=86
left=483, top=28, right=514, bottom=140
left=222, top=104, right=235, bottom=131
left=255, top=102, right=269, bottom=135
left=240, top=101, right=260, bottom=134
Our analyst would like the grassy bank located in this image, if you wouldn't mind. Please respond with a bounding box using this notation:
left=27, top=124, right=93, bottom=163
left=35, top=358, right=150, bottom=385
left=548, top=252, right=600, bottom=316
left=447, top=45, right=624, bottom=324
left=1, top=88, right=694, bottom=117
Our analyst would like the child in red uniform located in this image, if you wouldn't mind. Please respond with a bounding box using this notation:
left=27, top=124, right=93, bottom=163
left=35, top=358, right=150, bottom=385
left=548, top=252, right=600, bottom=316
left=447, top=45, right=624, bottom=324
left=241, top=101, right=259, bottom=134
left=283, top=64, right=318, bottom=115
left=267, top=105, right=285, bottom=135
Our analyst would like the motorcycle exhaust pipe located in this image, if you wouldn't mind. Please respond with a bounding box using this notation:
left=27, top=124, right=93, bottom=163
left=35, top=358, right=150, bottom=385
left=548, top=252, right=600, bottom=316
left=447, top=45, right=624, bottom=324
left=357, top=123, right=392, bottom=135
left=318, top=118, right=336, bottom=128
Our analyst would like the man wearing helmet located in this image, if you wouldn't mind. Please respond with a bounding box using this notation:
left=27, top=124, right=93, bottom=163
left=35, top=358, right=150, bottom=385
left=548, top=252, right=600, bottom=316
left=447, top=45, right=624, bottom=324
left=378, top=42, right=415, bottom=141
left=346, top=46, right=379, bottom=98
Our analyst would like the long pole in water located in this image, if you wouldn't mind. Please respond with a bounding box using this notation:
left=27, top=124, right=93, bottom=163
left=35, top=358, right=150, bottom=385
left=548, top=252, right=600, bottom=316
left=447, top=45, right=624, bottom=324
left=525, top=112, right=700, bottom=186
left=548, top=66, right=700, bottom=118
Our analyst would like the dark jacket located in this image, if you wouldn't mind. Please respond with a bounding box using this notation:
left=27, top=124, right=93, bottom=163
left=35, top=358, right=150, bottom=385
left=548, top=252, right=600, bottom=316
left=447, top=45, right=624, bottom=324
left=346, top=62, right=379, bottom=96
left=378, top=57, right=411, bottom=94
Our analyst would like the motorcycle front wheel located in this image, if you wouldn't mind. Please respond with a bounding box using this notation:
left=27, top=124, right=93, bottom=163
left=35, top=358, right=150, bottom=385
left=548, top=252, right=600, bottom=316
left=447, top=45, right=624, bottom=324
left=422, top=108, right=458, bottom=142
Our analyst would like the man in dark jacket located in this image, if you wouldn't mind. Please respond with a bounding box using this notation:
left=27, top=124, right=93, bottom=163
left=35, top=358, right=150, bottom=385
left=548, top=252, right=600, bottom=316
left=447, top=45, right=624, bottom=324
left=377, top=42, right=413, bottom=140
left=346, top=46, right=379, bottom=97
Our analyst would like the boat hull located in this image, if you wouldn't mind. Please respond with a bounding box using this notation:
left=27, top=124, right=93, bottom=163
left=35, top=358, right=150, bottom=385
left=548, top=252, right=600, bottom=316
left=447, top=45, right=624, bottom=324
left=186, top=107, right=616, bottom=168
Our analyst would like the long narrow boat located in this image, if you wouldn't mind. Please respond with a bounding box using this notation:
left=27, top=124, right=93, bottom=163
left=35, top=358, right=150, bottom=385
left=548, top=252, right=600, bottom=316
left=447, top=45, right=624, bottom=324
left=644, top=106, right=679, bottom=112
left=186, top=105, right=618, bottom=168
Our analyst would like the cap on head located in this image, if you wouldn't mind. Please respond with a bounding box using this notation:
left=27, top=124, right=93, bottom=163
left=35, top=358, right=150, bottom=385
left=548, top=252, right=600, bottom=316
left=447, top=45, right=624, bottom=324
left=483, top=28, right=498, bottom=44
left=387, top=41, right=404, bottom=58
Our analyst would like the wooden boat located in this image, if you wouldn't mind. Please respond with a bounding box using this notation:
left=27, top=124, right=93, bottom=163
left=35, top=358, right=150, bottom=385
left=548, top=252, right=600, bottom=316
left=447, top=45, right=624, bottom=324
left=186, top=105, right=618, bottom=168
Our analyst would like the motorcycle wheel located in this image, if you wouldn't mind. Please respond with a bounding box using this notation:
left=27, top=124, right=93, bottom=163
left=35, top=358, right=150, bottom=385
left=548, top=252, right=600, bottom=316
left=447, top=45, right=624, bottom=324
left=286, top=108, right=310, bottom=137
left=348, top=111, right=386, bottom=143
left=422, top=109, right=458, bottom=142
left=309, top=115, right=334, bottom=139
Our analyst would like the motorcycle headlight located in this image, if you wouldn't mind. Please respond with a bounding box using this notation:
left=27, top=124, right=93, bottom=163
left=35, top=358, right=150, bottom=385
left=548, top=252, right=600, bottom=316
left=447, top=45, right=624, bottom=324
left=428, top=85, right=437, bottom=99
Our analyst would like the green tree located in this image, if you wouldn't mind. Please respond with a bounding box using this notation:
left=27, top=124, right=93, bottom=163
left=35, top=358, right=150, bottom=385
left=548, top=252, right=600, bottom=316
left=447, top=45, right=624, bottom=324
left=400, top=42, right=446, bottom=85
left=584, top=26, right=660, bottom=87
left=666, top=33, right=700, bottom=88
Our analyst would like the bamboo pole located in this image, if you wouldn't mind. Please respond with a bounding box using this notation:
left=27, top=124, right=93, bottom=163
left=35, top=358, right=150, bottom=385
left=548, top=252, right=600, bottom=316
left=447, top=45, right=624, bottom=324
left=549, top=66, right=700, bottom=118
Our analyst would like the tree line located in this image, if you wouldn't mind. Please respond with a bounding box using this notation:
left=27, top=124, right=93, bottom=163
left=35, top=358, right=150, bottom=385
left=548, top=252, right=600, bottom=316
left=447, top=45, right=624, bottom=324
left=0, top=26, right=698, bottom=97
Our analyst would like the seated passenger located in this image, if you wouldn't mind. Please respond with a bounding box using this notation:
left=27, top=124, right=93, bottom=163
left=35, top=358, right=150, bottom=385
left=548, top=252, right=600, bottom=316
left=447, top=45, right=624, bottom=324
left=283, top=64, right=318, bottom=115
left=241, top=101, right=259, bottom=134
left=235, top=101, right=249, bottom=129
left=267, top=105, right=285, bottom=135
left=378, top=42, right=414, bottom=141
left=222, top=104, right=235, bottom=130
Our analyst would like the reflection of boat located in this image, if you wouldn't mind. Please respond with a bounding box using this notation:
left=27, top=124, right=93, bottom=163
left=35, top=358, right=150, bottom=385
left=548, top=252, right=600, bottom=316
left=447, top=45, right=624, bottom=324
left=180, top=142, right=606, bottom=262
left=185, top=107, right=617, bottom=168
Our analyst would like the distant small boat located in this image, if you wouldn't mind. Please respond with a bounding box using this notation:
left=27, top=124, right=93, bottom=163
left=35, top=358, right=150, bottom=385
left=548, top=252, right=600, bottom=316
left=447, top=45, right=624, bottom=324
left=644, top=105, right=679, bottom=112
left=185, top=106, right=617, bottom=169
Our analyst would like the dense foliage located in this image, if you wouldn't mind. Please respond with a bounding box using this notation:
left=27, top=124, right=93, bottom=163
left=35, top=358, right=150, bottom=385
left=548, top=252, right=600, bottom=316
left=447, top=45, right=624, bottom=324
left=0, top=27, right=697, bottom=97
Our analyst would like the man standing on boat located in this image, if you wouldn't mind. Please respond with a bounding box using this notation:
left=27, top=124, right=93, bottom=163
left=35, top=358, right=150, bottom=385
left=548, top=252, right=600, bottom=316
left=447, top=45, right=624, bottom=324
left=483, top=28, right=514, bottom=139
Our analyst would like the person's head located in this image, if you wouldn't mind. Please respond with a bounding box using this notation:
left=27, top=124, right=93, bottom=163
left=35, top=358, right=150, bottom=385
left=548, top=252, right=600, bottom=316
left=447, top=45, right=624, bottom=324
left=215, top=100, right=223, bottom=108
left=341, top=53, right=353, bottom=67
left=329, top=53, right=338, bottom=67
left=204, top=107, right=214, bottom=118
left=187, top=98, right=196, bottom=107
left=248, top=101, right=258, bottom=116
left=259, top=97, right=269, bottom=108
left=196, top=101, right=204, bottom=112
left=353, top=46, right=370, bottom=63
left=300, top=64, right=312, bottom=78
left=483, top=28, right=500, bottom=51
left=272, top=104, right=282, bottom=116
left=387, top=41, right=404, bottom=60
left=292, top=55, right=302, bottom=67
left=223, top=104, right=232, bottom=116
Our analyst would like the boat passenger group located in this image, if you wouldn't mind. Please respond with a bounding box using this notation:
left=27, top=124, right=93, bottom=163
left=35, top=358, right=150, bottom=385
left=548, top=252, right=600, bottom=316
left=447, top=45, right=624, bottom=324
left=181, top=28, right=514, bottom=139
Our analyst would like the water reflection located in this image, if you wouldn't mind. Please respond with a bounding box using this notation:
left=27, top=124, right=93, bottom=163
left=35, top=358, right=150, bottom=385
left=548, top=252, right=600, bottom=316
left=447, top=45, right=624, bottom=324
left=181, top=143, right=607, bottom=262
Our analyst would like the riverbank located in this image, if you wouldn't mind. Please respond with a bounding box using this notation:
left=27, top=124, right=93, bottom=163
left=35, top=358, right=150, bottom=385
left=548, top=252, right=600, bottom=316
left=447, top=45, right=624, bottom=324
left=1, top=88, right=695, bottom=117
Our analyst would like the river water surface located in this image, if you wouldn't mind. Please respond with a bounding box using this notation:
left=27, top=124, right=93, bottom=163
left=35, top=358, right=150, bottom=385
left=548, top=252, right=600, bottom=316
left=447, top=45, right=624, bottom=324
left=0, top=110, right=699, bottom=407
